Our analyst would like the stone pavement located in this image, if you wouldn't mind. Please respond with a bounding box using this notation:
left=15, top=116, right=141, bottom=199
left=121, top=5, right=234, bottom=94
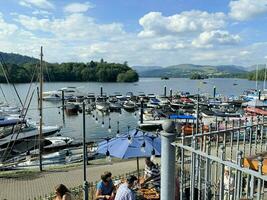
left=0, top=158, right=146, bottom=200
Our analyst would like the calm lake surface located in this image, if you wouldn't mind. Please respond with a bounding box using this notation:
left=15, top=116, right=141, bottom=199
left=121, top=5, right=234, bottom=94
left=0, top=78, right=263, bottom=142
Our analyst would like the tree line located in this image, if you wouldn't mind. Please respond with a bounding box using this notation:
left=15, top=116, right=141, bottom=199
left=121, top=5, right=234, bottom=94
left=0, top=59, right=139, bottom=83
left=248, top=68, right=267, bottom=81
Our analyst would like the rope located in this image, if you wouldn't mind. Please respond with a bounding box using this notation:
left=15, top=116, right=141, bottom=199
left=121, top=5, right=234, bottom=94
left=0, top=54, right=23, bottom=107
left=44, top=61, right=51, bottom=82
left=0, top=83, right=8, bottom=104
left=3, top=89, right=36, bottom=159
left=20, top=64, right=38, bottom=117
left=2, top=63, right=38, bottom=159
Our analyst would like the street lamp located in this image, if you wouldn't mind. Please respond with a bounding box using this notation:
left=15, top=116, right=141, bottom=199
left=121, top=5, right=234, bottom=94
left=141, top=141, right=146, bottom=153
left=117, top=121, right=120, bottom=135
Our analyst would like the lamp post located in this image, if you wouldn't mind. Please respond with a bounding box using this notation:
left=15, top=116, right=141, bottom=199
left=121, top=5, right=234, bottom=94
left=82, top=102, right=89, bottom=200
left=140, top=100, right=144, bottom=124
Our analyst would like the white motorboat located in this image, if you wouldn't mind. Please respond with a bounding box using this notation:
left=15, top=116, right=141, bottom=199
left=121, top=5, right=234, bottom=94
left=0, top=123, right=62, bottom=160
left=43, top=136, right=73, bottom=150
left=123, top=100, right=136, bottom=112
left=43, top=93, right=61, bottom=101
left=96, top=96, right=110, bottom=112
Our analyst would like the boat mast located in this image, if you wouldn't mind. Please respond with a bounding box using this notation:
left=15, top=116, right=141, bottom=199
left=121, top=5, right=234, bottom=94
left=39, top=46, right=43, bottom=171
left=264, top=64, right=267, bottom=90
left=256, top=64, right=258, bottom=91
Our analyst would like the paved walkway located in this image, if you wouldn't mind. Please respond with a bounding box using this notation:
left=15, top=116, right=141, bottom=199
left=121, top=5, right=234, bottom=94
left=0, top=159, right=147, bottom=200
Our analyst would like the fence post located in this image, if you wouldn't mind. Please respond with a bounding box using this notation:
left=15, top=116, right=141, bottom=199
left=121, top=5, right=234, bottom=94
left=257, top=156, right=263, bottom=200
left=249, top=175, right=255, bottom=199
left=190, top=137, right=196, bottom=200
left=236, top=151, right=243, bottom=199
left=180, top=132, right=185, bottom=200
left=204, top=140, right=211, bottom=200
left=219, top=145, right=225, bottom=200
left=160, top=121, right=177, bottom=200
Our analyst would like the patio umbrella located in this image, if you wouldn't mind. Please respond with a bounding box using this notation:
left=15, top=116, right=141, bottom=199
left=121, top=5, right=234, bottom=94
left=97, top=129, right=161, bottom=179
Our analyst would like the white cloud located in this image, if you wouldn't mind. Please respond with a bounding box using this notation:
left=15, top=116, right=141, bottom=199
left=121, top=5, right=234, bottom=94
left=151, top=42, right=173, bottom=50
left=139, top=10, right=226, bottom=37
left=19, top=1, right=32, bottom=8
left=15, top=13, right=125, bottom=40
left=64, top=2, right=94, bottom=13
left=1, top=4, right=266, bottom=67
left=192, top=30, right=241, bottom=48
left=15, top=15, right=50, bottom=31
left=151, top=41, right=187, bottom=50
left=175, top=43, right=186, bottom=49
left=240, top=50, right=250, bottom=56
left=19, top=0, right=54, bottom=10
left=32, top=9, right=51, bottom=16
left=0, top=13, right=18, bottom=38
left=229, top=0, right=267, bottom=21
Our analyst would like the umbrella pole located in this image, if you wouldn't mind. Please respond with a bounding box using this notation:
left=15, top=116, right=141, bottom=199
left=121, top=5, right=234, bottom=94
left=137, top=157, right=140, bottom=182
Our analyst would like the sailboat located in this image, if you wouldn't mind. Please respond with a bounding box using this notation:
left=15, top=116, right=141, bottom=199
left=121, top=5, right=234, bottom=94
left=0, top=48, right=62, bottom=164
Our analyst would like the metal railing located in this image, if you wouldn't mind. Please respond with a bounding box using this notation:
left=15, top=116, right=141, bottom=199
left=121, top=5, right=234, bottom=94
left=173, top=116, right=267, bottom=200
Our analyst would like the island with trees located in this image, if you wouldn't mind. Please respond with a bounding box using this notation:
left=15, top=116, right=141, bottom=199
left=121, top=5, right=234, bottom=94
left=0, top=52, right=139, bottom=83
left=189, top=73, right=208, bottom=80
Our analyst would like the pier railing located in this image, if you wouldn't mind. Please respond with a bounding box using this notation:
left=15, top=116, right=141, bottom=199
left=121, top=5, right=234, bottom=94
left=173, top=115, right=267, bottom=200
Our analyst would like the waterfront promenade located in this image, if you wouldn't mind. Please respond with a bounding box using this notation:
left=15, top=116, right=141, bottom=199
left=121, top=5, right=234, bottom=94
left=0, top=158, right=147, bottom=200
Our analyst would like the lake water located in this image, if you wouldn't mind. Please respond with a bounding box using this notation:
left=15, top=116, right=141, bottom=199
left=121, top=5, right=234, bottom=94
left=0, top=78, right=264, bottom=142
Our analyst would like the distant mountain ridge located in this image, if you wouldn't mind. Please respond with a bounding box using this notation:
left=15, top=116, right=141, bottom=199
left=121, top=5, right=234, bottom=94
left=137, top=64, right=247, bottom=78
left=132, top=66, right=163, bottom=73
left=0, top=51, right=255, bottom=79
left=0, top=51, right=39, bottom=65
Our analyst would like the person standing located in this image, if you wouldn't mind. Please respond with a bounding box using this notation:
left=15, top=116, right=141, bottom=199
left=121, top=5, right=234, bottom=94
left=115, top=175, right=137, bottom=200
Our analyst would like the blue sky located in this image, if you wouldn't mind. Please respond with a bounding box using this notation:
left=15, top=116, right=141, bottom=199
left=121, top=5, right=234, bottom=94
left=0, top=0, right=267, bottom=67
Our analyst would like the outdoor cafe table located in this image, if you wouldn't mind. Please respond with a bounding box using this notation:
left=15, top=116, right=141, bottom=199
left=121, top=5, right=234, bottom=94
left=136, top=188, right=160, bottom=200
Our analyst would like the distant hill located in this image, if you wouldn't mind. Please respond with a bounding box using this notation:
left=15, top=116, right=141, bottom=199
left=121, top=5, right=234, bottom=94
left=139, top=64, right=247, bottom=78
left=215, top=65, right=247, bottom=73
left=132, top=66, right=163, bottom=73
left=247, top=64, right=267, bottom=72
left=0, top=51, right=39, bottom=65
